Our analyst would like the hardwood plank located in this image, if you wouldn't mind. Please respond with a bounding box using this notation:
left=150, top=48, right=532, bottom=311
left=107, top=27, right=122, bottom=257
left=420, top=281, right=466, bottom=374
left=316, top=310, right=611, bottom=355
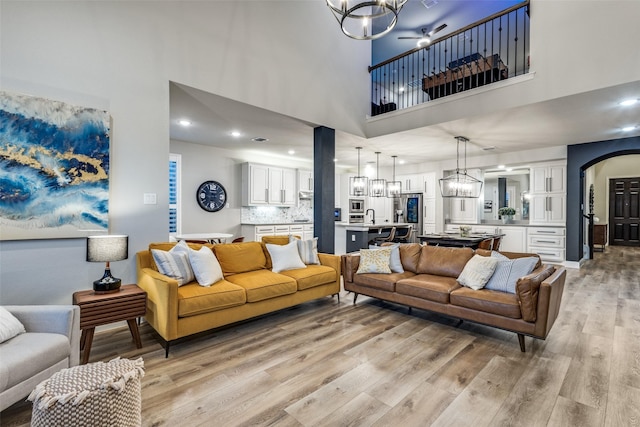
left=547, top=395, right=604, bottom=427
left=312, top=392, right=390, bottom=426
left=604, top=383, right=640, bottom=427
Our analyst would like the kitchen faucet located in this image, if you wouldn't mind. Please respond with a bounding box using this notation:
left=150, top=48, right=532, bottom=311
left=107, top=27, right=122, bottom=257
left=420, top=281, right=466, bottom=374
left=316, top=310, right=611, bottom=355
left=366, top=209, right=376, bottom=225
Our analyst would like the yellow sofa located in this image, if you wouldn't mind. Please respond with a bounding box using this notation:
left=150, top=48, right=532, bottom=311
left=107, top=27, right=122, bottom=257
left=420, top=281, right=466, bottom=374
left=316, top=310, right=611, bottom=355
left=136, top=237, right=340, bottom=356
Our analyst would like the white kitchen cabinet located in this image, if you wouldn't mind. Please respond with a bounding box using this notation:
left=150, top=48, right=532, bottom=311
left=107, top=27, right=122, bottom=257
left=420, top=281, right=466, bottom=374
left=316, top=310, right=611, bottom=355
left=242, top=163, right=296, bottom=206
left=252, top=225, right=275, bottom=242
left=527, top=227, right=565, bottom=263
left=423, top=172, right=437, bottom=198
left=497, top=226, right=527, bottom=252
left=367, top=196, right=390, bottom=223
left=396, top=173, right=423, bottom=193
left=298, top=170, right=313, bottom=192
left=424, top=198, right=436, bottom=226
left=531, top=163, right=566, bottom=194
left=449, top=198, right=479, bottom=223
left=530, top=193, right=566, bottom=225
left=303, top=224, right=314, bottom=240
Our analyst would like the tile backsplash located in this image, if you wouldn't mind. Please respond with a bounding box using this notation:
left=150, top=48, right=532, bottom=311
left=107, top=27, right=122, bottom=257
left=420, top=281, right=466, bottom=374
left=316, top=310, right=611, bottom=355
left=241, top=201, right=313, bottom=224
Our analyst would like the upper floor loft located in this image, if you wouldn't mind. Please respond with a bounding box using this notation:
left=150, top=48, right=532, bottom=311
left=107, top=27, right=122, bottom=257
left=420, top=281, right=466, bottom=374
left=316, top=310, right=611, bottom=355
left=369, top=1, right=530, bottom=116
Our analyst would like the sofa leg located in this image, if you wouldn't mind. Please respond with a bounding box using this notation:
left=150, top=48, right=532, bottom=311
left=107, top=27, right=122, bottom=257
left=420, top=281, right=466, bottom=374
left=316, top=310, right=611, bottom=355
left=333, top=293, right=340, bottom=303
left=353, top=293, right=359, bottom=305
left=408, top=306, right=412, bottom=315
left=517, top=334, right=526, bottom=352
left=165, top=341, right=171, bottom=358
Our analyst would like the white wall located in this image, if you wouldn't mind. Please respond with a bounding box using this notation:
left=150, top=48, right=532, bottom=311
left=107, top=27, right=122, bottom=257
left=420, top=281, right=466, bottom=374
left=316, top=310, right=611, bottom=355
left=0, top=1, right=370, bottom=304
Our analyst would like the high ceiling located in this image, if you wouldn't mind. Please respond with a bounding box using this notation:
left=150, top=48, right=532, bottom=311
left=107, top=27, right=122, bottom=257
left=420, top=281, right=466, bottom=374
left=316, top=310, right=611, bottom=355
left=169, top=0, right=640, bottom=170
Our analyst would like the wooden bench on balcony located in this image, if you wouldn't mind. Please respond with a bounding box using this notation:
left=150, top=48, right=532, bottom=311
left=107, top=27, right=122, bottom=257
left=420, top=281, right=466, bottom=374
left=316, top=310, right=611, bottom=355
left=422, top=53, right=508, bottom=100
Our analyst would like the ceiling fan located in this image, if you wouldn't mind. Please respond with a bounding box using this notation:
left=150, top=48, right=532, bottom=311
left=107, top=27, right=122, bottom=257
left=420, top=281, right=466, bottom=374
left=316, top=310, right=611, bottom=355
left=398, top=23, right=447, bottom=47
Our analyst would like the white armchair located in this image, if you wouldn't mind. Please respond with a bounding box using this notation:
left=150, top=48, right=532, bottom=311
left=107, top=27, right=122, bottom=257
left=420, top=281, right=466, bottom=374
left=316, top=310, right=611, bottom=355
left=0, top=305, right=80, bottom=411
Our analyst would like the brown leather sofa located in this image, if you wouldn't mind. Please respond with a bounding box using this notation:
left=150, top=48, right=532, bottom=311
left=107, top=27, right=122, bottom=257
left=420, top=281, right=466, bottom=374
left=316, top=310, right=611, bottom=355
left=341, top=243, right=566, bottom=351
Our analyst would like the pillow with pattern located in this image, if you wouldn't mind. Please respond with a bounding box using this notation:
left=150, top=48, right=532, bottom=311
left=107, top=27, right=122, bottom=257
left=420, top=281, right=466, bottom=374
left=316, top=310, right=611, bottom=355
left=484, top=252, right=539, bottom=293
left=151, top=240, right=195, bottom=285
left=457, top=254, right=499, bottom=290
left=356, top=248, right=392, bottom=274
left=369, top=244, right=404, bottom=273
left=289, top=235, right=320, bottom=265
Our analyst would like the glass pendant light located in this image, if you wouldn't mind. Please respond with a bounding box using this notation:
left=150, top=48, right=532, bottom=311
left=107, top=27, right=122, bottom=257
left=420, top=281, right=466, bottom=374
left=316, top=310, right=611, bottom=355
left=439, top=136, right=483, bottom=198
left=349, top=147, right=368, bottom=196
left=386, top=155, right=402, bottom=197
left=370, top=151, right=386, bottom=197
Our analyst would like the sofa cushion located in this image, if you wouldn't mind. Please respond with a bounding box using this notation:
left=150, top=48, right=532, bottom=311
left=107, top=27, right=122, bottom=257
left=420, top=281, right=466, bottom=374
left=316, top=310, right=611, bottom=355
left=148, top=242, right=214, bottom=271
left=484, top=252, right=539, bottom=293
left=279, top=265, right=337, bottom=291
left=450, top=287, right=522, bottom=319
left=371, top=244, right=403, bottom=273
left=188, top=246, right=223, bottom=286
left=457, top=254, right=499, bottom=290
left=397, top=243, right=423, bottom=273
left=151, top=242, right=195, bottom=286
left=516, top=265, right=556, bottom=322
left=416, top=245, right=474, bottom=277
left=225, top=270, right=297, bottom=302
left=353, top=271, right=416, bottom=292
left=292, top=236, right=320, bottom=265
left=266, top=241, right=306, bottom=273
left=213, top=242, right=268, bottom=275
left=177, top=280, right=246, bottom=317
left=0, top=306, right=25, bottom=344
left=356, top=248, right=392, bottom=274
left=396, top=274, right=461, bottom=303
left=0, top=332, right=70, bottom=391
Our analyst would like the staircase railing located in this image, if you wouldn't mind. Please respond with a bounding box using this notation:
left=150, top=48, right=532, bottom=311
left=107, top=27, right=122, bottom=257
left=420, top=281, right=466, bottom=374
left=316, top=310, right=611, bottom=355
left=369, top=0, right=530, bottom=116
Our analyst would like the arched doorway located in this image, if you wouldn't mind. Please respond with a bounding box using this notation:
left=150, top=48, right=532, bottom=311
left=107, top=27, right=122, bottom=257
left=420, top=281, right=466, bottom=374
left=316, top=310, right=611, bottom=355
left=567, top=136, right=640, bottom=263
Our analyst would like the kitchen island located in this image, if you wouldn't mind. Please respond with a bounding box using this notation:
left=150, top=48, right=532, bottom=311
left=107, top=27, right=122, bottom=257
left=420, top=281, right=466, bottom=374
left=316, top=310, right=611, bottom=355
left=335, top=222, right=411, bottom=254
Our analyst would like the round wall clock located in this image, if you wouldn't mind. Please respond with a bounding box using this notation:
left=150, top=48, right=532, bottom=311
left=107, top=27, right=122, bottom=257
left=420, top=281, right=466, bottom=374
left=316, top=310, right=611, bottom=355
left=196, top=180, right=227, bottom=212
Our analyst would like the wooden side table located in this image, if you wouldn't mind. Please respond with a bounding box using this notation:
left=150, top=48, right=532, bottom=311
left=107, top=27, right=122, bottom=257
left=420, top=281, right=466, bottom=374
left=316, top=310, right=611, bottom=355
left=593, top=224, right=607, bottom=251
left=73, top=284, right=147, bottom=364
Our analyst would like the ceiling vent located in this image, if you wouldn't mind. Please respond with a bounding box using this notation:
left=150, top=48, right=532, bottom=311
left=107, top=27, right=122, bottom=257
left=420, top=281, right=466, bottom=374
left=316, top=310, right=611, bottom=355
left=251, top=137, right=269, bottom=143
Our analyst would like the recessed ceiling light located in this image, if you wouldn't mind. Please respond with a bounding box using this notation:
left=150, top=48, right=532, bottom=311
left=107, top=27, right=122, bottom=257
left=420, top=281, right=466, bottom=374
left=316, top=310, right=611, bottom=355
left=333, top=158, right=338, bottom=162
left=288, top=150, right=295, bottom=155
left=506, top=168, right=513, bottom=172
left=230, top=130, right=241, bottom=137
left=619, top=99, right=639, bottom=107
left=498, top=164, right=505, bottom=169
left=622, top=125, right=637, bottom=132
left=398, top=159, right=406, bottom=165
left=178, top=119, right=191, bottom=126
left=251, top=137, right=269, bottom=143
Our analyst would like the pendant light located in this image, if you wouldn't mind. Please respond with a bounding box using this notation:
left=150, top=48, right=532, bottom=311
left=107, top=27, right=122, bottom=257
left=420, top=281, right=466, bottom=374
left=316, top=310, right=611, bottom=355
left=326, top=0, right=408, bottom=41
left=439, top=136, right=483, bottom=198
left=386, top=155, right=402, bottom=197
left=370, top=151, right=386, bottom=197
left=349, top=147, right=368, bottom=196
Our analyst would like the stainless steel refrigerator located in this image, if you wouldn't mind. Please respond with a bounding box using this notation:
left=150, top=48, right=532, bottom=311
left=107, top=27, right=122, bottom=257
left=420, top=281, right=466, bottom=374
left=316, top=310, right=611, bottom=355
left=394, top=193, right=423, bottom=242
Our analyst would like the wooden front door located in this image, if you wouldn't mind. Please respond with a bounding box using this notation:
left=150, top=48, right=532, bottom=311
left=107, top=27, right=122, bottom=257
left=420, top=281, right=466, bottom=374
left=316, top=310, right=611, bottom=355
left=609, top=177, right=640, bottom=246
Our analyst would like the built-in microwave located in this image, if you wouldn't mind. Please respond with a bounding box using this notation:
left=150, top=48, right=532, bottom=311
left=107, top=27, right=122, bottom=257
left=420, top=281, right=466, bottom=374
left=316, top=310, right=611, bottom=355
left=349, top=199, right=365, bottom=213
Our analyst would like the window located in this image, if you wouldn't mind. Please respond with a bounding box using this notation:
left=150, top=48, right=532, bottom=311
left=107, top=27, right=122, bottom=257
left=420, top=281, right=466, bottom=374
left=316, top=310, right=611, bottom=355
left=169, top=154, right=181, bottom=236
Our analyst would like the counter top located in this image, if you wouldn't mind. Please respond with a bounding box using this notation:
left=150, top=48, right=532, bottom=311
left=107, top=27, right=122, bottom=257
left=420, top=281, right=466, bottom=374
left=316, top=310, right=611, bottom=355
left=336, top=222, right=410, bottom=231
left=241, top=222, right=313, bottom=226
left=447, top=222, right=565, bottom=228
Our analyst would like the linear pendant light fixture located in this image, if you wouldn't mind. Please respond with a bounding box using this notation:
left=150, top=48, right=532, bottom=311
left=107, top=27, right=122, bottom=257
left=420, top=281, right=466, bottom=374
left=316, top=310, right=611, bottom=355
left=386, top=155, right=402, bottom=197
left=326, top=0, right=408, bottom=40
left=370, top=151, right=386, bottom=197
left=349, top=147, right=369, bottom=196
left=439, top=136, right=483, bottom=198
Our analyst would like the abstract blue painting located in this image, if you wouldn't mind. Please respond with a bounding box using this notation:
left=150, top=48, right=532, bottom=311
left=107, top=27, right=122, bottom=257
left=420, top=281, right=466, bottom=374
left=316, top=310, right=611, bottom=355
left=0, top=91, right=111, bottom=240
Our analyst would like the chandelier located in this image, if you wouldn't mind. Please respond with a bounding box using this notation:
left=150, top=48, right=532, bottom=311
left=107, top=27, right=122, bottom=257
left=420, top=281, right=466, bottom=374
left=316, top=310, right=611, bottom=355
left=439, top=136, right=483, bottom=198
left=349, top=147, right=368, bottom=196
left=326, top=0, right=408, bottom=40
left=370, top=151, right=386, bottom=197
left=386, top=155, right=402, bottom=197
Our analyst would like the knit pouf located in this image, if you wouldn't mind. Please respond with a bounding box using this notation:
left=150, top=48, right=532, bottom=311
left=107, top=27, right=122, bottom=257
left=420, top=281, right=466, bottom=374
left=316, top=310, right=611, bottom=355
left=28, top=357, right=145, bottom=427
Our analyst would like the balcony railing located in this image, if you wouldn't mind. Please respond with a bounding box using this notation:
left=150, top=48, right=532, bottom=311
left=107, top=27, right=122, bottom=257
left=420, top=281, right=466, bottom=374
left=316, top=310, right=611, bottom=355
left=369, top=1, right=530, bottom=116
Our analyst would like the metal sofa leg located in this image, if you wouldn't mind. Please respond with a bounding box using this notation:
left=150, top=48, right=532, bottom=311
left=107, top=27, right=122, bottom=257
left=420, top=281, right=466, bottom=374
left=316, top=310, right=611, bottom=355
left=353, top=293, right=359, bottom=305
left=517, top=334, right=526, bottom=352
left=165, top=340, right=171, bottom=358
left=332, top=293, right=340, bottom=303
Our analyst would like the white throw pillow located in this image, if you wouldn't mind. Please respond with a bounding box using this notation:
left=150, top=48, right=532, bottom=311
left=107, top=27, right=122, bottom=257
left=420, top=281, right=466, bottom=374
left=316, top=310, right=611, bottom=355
left=0, top=306, right=26, bottom=344
left=356, top=248, right=392, bottom=274
left=188, top=246, right=223, bottom=286
left=369, top=244, right=404, bottom=273
left=457, top=254, right=499, bottom=290
left=484, top=252, right=539, bottom=293
left=290, top=235, right=320, bottom=265
left=266, top=240, right=307, bottom=273
left=151, top=240, right=196, bottom=285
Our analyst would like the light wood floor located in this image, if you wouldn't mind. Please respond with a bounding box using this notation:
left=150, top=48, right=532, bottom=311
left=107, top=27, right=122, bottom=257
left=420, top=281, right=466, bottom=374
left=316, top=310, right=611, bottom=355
left=3, top=246, right=639, bottom=426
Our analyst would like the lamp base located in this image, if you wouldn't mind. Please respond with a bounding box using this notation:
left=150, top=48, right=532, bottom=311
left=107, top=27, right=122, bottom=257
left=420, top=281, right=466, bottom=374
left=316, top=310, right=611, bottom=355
left=93, top=269, right=122, bottom=294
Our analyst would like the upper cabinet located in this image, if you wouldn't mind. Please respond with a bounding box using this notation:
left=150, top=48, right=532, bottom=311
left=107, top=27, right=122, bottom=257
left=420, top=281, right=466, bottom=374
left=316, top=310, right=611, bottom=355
left=241, top=163, right=296, bottom=206
left=396, top=173, right=423, bottom=193
left=529, top=162, right=566, bottom=225
left=531, top=163, right=566, bottom=194
left=298, top=170, right=313, bottom=192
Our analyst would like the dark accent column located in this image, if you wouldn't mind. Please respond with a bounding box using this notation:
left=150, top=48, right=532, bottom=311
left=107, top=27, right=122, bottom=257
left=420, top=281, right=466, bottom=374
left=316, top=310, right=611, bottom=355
left=314, top=126, right=336, bottom=254
left=498, top=177, right=507, bottom=211
left=566, top=136, right=640, bottom=262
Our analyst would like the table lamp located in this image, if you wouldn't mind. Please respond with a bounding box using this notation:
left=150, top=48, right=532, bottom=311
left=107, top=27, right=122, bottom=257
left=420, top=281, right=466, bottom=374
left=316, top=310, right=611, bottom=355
left=86, top=235, right=128, bottom=293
